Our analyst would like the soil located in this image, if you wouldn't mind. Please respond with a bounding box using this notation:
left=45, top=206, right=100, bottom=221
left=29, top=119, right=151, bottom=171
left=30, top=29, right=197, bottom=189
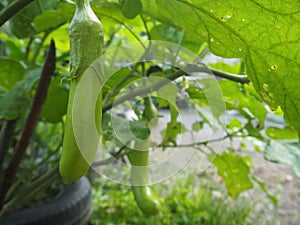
left=248, top=151, right=300, bottom=225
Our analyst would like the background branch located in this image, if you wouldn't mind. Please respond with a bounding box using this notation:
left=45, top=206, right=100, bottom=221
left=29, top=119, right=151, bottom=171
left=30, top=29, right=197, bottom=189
left=103, top=66, right=250, bottom=112
left=0, top=120, right=18, bottom=170
left=0, top=0, right=34, bottom=26
left=0, top=40, right=56, bottom=207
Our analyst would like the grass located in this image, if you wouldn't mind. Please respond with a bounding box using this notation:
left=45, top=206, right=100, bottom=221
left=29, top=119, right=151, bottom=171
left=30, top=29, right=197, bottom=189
left=89, top=172, right=274, bottom=225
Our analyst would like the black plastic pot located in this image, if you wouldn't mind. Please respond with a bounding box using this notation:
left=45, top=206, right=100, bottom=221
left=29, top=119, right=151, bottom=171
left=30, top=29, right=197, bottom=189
left=3, top=177, right=92, bottom=225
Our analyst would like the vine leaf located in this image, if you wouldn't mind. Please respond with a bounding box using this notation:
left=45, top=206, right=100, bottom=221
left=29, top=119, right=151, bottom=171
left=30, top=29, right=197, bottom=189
left=0, top=58, right=25, bottom=90
left=10, top=1, right=60, bottom=38
left=121, top=0, right=143, bottom=19
left=142, top=0, right=300, bottom=139
left=264, top=140, right=300, bottom=177
left=209, top=150, right=253, bottom=199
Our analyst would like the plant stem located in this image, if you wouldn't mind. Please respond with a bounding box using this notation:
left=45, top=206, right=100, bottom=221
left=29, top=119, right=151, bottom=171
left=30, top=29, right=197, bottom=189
left=103, top=69, right=184, bottom=112
left=0, top=0, right=34, bottom=27
left=140, top=14, right=151, bottom=40
left=210, top=68, right=249, bottom=84
left=104, top=26, right=122, bottom=51
left=0, top=40, right=56, bottom=207
left=93, top=146, right=129, bottom=167
left=161, top=128, right=244, bottom=148
left=101, top=15, right=146, bottom=49
left=30, top=31, right=50, bottom=67
left=24, top=37, right=34, bottom=60
left=0, top=120, right=18, bottom=170
left=102, top=66, right=250, bottom=112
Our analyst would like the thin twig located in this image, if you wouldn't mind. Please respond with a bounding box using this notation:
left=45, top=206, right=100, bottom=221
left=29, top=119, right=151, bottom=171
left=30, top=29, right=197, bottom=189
left=160, top=128, right=244, bottom=149
left=140, top=14, right=151, bottom=40
left=0, top=0, right=34, bottom=26
left=24, top=37, right=34, bottom=60
left=0, top=40, right=56, bottom=207
left=0, top=120, right=18, bottom=170
left=93, top=146, right=130, bottom=167
left=101, top=15, right=146, bottom=49
left=30, top=31, right=51, bottom=67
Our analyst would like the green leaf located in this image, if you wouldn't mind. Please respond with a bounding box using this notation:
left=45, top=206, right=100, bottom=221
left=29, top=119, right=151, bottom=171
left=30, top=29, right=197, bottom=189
left=181, top=31, right=203, bottom=53
left=129, top=120, right=150, bottom=140
left=41, top=79, right=69, bottom=123
left=93, top=2, right=142, bottom=26
left=102, top=114, right=150, bottom=144
left=23, top=68, right=43, bottom=93
left=121, top=0, right=143, bottom=19
left=209, top=61, right=241, bottom=75
left=102, top=67, right=138, bottom=98
left=187, top=78, right=226, bottom=120
left=150, top=24, right=184, bottom=44
left=0, top=33, right=24, bottom=60
left=264, top=140, right=300, bottom=177
left=45, top=24, right=70, bottom=53
left=0, top=82, right=30, bottom=120
left=210, top=150, right=253, bottom=198
left=186, top=86, right=208, bottom=106
left=0, top=88, right=5, bottom=99
left=245, top=121, right=265, bottom=141
left=142, top=0, right=300, bottom=139
left=0, top=68, right=45, bottom=120
left=266, top=126, right=298, bottom=140
left=161, top=121, right=187, bottom=146
left=10, top=1, right=60, bottom=38
left=220, top=80, right=267, bottom=126
left=192, top=121, right=203, bottom=131
left=0, top=58, right=25, bottom=90
left=226, top=118, right=243, bottom=130
left=34, top=3, right=74, bottom=32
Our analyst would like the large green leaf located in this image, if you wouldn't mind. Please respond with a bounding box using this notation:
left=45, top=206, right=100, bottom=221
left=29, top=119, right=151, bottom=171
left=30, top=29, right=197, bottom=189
left=0, top=58, right=25, bottom=90
left=150, top=24, right=184, bottom=44
left=0, top=82, right=30, bottom=120
left=0, top=68, right=42, bottom=120
left=9, top=0, right=60, bottom=38
left=264, top=140, right=300, bottom=177
left=219, top=80, right=267, bottom=126
left=266, top=126, right=298, bottom=140
left=210, top=151, right=253, bottom=199
left=34, top=3, right=74, bottom=32
left=121, top=0, right=143, bottom=19
left=142, top=0, right=300, bottom=138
